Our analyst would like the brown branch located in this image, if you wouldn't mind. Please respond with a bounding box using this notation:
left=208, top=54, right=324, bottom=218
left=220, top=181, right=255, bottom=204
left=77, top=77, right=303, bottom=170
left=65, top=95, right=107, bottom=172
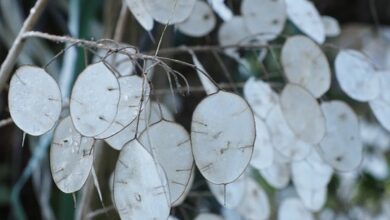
left=0, top=0, right=49, bottom=92
left=113, top=2, right=129, bottom=42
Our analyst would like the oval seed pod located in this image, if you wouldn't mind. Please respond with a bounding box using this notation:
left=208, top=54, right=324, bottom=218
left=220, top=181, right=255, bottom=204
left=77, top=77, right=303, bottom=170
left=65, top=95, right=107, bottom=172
left=335, top=49, right=380, bottom=102
left=195, top=213, right=223, bottom=220
left=95, top=75, right=150, bottom=139
left=280, top=84, right=326, bottom=144
left=50, top=117, right=94, bottom=193
left=265, top=105, right=312, bottom=161
left=296, top=187, right=327, bottom=212
left=319, top=101, right=363, bottom=171
left=70, top=62, right=120, bottom=137
left=236, top=178, right=271, bottom=220
left=113, top=139, right=170, bottom=220
left=291, top=150, right=333, bottom=191
left=124, top=0, right=154, bottom=31
left=250, top=116, right=274, bottom=170
left=105, top=101, right=174, bottom=150
left=191, top=91, right=255, bottom=184
left=243, top=77, right=279, bottom=119
left=321, top=16, right=341, bottom=37
left=177, top=1, right=216, bottom=37
left=139, top=120, right=194, bottom=205
left=259, top=161, right=291, bottom=189
left=207, top=174, right=246, bottom=208
left=144, top=0, right=196, bottom=24
left=9, top=66, right=62, bottom=136
left=241, top=0, right=286, bottom=41
left=285, top=0, right=325, bottom=44
left=172, top=166, right=195, bottom=207
left=281, top=36, right=331, bottom=98
left=208, top=0, right=233, bottom=21
left=369, top=72, right=390, bottom=132
left=278, top=198, right=315, bottom=220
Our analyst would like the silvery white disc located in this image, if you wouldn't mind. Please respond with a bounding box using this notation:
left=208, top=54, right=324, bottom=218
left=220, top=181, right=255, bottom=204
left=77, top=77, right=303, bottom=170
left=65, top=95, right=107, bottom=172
left=241, top=0, right=286, bottom=41
left=291, top=150, right=333, bottom=191
left=144, top=0, right=196, bottom=24
left=259, top=161, right=291, bottom=189
left=281, top=36, right=331, bottom=98
left=125, top=0, right=154, bottom=31
left=172, top=166, right=194, bottom=207
left=50, top=117, right=94, bottom=193
left=280, top=84, right=326, bottom=144
left=95, top=75, right=150, bottom=139
left=369, top=72, right=390, bottom=132
left=177, top=1, right=216, bottom=37
left=194, top=213, right=223, bottom=220
left=285, top=0, right=325, bottom=44
left=243, top=77, right=279, bottom=119
left=296, top=187, right=327, bottom=212
left=250, top=116, right=274, bottom=170
left=318, top=101, right=363, bottom=171
left=70, top=62, right=120, bottom=137
left=9, top=66, right=62, bottom=136
left=335, top=49, right=380, bottom=102
left=278, top=197, right=315, bottom=220
left=265, top=105, right=312, bottom=161
left=113, top=139, right=170, bottom=220
left=191, top=91, right=255, bottom=184
left=207, top=174, right=246, bottom=208
left=105, top=101, right=174, bottom=150
left=139, top=120, right=193, bottom=205
left=236, top=178, right=271, bottom=220
left=321, top=16, right=341, bottom=37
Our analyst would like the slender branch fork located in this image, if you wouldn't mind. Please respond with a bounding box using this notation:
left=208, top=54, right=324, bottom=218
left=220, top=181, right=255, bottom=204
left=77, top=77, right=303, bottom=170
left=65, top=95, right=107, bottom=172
left=0, top=0, right=49, bottom=92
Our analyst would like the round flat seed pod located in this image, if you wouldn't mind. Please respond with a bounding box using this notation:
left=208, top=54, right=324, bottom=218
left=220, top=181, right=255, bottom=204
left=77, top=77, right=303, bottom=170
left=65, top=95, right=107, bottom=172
left=244, top=77, right=279, bottom=119
left=278, top=198, right=314, bottom=220
left=251, top=116, right=274, bottom=170
left=172, top=166, right=194, bottom=207
left=177, top=1, right=216, bottom=37
left=259, top=161, right=290, bottom=189
left=369, top=72, right=390, bottom=132
left=319, top=101, right=363, bottom=171
left=70, top=62, right=120, bottom=137
left=218, top=16, right=251, bottom=59
left=241, top=0, right=286, bottom=41
left=107, top=53, right=135, bottom=76
left=296, top=187, right=327, bottom=212
left=321, top=16, right=341, bottom=37
left=207, top=175, right=246, bottom=208
left=236, top=178, right=270, bottom=220
left=208, top=0, right=233, bottom=21
left=281, top=36, right=331, bottom=98
left=50, top=117, right=94, bottom=193
left=113, top=139, right=170, bottom=220
left=139, top=120, right=193, bottom=205
left=191, top=91, right=255, bottom=184
left=144, top=0, right=196, bottom=24
left=95, top=75, right=150, bottom=139
left=265, top=105, right=312, bottom=161
left=195, top=213, right=223, bottom=220
left=285, top=0, right=325, bottom=44
left=291, top=150, right=333, bottom=190
left=105, top=101, right=174, bottom=150
left=280, top=84, right=326, bottom=144
left=9, top=66, right=62, bottom=136
left=125, top=0, right=154, bottom=31
left=335, top=49, right=380, bottom=102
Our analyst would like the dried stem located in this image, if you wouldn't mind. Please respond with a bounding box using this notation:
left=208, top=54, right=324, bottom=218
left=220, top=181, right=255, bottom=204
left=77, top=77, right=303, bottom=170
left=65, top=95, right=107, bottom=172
left=0, top=0, right=49, bottom=92
left=0, top=117, right=13, bottom=128
left=113, top=2, right=129, bottom=42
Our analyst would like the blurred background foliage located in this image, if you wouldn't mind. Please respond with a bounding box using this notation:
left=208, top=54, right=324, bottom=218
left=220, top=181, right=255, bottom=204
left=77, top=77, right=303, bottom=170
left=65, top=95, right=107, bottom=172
left=0, top=0, right=390, bottom=219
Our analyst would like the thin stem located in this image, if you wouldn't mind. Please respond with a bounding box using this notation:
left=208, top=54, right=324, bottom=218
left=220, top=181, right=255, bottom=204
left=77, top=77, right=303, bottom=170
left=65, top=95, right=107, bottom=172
left=0, top=117, right=13, bottom=128
left=0, top=0, right=49, bottom=92
left=114, top=2, right=129, bottom=42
